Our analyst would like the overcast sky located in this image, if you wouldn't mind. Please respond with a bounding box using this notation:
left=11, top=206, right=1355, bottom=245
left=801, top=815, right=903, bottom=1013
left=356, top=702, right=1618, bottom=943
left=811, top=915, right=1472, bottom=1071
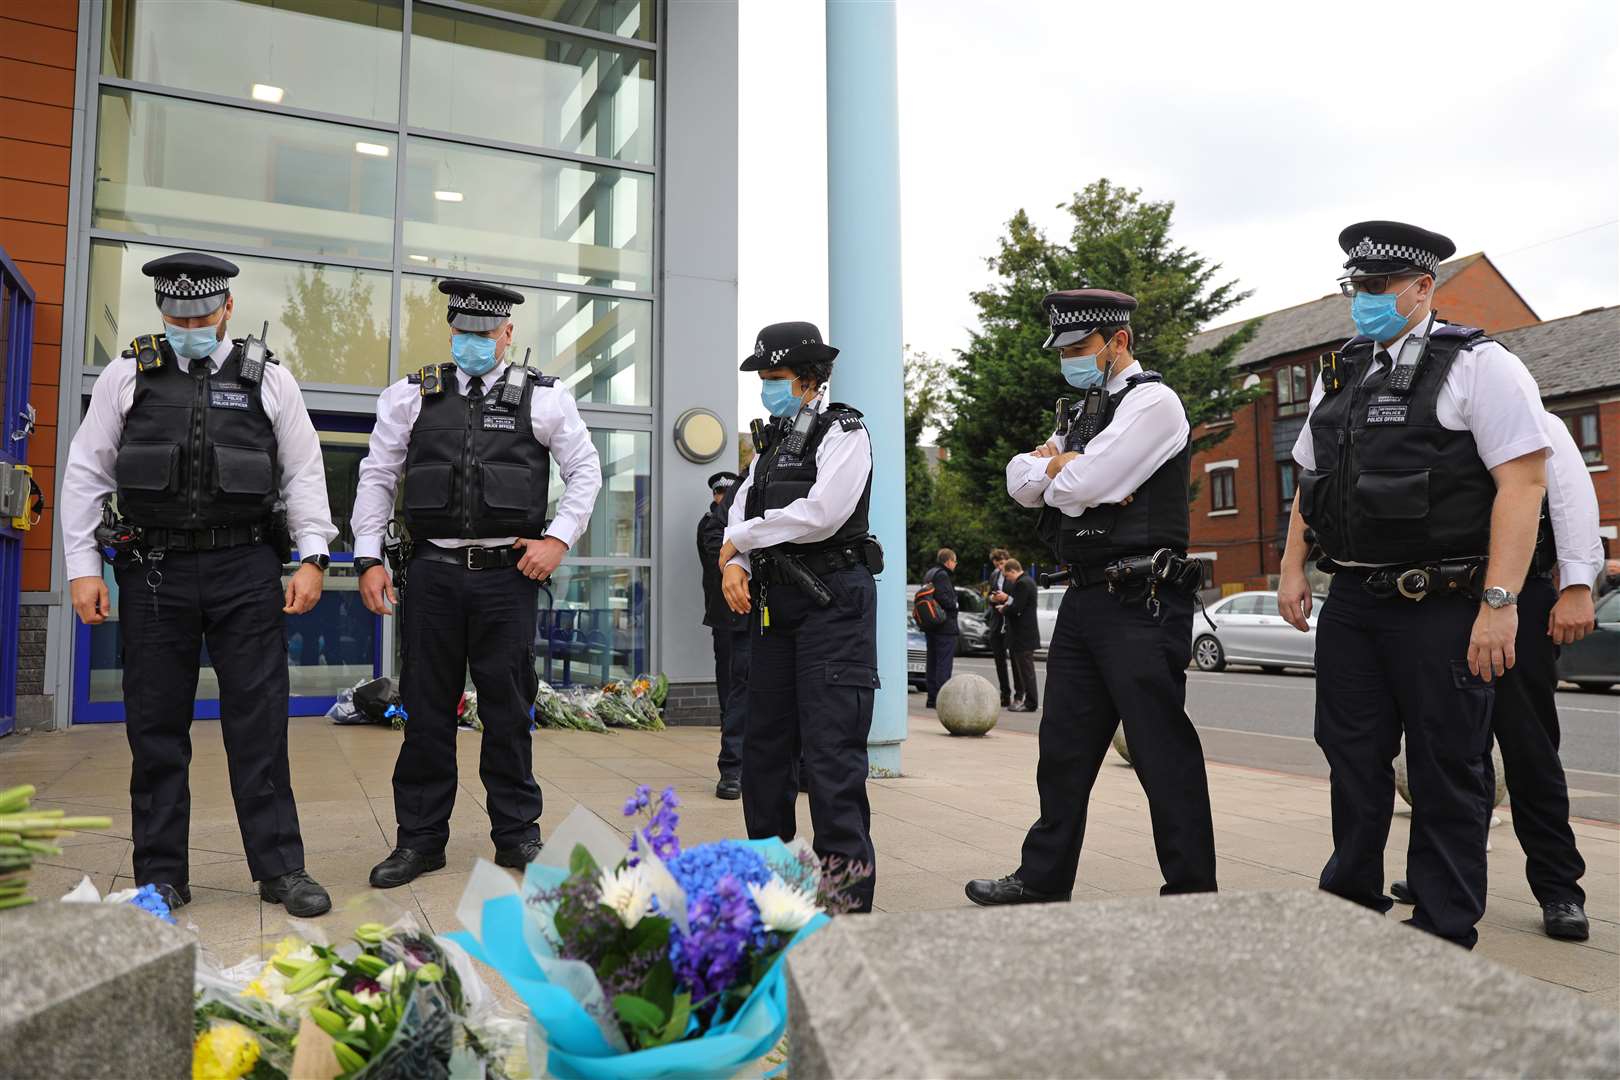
left=735, top=0, right=1619, bottom=423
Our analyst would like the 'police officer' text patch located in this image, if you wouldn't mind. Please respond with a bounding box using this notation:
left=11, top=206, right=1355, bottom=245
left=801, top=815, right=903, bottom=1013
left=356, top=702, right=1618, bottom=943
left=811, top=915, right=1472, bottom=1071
left=482, top=414, right=519, bottom=432
left=209, top=389, right=251, bottom=410
left=1366, top=404, right=1409, bottom=425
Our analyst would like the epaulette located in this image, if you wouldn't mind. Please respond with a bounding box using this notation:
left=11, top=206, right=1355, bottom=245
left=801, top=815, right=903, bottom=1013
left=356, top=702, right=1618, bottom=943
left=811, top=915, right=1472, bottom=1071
left=527, top=370, right=558, bottom=387
left=826, top=402, right=866, bottom=431
left=1431, top=323, right=1490, bottom=350
left=412, top=362, right=456, bottom=396
left=1125, top=371, right=1164, bottom=387
left=122, top=333, right=168, bottom=373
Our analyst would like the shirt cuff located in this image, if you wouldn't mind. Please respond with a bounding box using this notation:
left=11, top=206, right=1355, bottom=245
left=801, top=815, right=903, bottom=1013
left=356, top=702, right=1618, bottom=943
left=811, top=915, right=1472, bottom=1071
left=295, top=533, right=330, bottom=560
left=353, top=536, right=384, bottom=560
left=727, top=553, right=752, bottom=576
left=545, top=516, right=584, bottom=549
left=723, top=523, right=755, bottom=552
left=66, top=552, right=105, bottom=581
left=1557, top=560, right=1601, bottom=592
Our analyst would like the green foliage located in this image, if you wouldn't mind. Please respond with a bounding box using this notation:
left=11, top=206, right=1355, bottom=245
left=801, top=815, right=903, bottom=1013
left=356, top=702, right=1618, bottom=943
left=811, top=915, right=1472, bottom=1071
left=278, top=266, right=389, bottom=386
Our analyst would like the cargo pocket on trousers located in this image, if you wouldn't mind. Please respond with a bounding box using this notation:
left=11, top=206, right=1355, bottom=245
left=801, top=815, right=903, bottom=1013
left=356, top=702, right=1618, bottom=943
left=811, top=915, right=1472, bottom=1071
left=825, top=662, right=880, bottom=691
left=1448, top=659, right=1495, bottom=757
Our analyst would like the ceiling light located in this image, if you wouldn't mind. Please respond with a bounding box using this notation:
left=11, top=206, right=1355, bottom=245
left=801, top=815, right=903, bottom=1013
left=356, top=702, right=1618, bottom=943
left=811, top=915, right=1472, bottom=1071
left=433, top=190, right=464, bottom=203
left=354, top=141, right=390, bottom=157
left=407, top=254, right=431, bottom=262
left=250, top=83, right=284, bottom=104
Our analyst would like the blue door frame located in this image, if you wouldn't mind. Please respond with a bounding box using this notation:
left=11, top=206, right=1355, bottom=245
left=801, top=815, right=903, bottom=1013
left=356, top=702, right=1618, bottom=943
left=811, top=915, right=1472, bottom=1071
left=0, top=248, right=37, bottom=738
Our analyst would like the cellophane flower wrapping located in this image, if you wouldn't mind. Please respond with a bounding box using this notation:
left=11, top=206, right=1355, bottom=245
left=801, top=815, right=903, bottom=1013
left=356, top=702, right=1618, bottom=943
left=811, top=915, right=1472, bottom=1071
left=449, top=803, right=832, bottom=1080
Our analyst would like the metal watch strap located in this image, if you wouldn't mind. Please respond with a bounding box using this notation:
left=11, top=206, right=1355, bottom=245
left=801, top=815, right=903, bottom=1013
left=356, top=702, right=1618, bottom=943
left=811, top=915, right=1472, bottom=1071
left=1483, top=586, right=1516, bottom=608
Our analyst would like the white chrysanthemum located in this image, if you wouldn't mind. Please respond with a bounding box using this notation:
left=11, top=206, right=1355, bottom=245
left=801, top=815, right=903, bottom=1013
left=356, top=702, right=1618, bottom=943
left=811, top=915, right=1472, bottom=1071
left=748, top=877, right=822, bottom=932
left=597, top=864, right=656, bottom=928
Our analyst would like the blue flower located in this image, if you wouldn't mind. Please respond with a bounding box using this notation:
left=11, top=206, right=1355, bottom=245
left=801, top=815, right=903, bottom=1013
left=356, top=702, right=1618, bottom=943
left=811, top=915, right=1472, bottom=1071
left=128, top=883, right=176, bottom=925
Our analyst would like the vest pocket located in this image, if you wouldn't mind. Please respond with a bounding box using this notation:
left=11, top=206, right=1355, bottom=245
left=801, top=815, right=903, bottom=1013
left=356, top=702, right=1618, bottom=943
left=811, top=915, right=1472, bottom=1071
left=403, top=461, right=453, bottom=512
left=212, top=444, right=275, bottom=501
left=115, top=441, right=180, bottom=493
left=1355, top=469, right=1429, bottom=520
left=480, top=462, right=536, bottom=512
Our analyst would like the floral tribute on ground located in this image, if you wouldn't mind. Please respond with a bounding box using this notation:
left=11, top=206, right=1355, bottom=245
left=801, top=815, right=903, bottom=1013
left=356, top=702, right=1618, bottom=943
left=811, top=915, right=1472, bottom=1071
left=451, top=785, right=869, bottom=1079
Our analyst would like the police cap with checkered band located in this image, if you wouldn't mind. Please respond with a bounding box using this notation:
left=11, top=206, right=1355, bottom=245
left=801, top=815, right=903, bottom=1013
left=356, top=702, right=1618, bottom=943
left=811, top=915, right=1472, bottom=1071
left=707, top=470, right=739, bottom=494
left=740, top=321, right=840, bottom=372
left=1040, top=288, right=1138, bottom=350
left=141, top=252, right=239, bottom=318
left=439, top=278, right=525, bottom=332
left=1337, top=220, right=1456, bottom=279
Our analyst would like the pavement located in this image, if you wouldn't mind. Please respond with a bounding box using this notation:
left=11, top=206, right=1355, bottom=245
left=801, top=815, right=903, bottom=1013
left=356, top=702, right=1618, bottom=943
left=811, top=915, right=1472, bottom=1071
left=3, top=701, right=1616, bottom=1019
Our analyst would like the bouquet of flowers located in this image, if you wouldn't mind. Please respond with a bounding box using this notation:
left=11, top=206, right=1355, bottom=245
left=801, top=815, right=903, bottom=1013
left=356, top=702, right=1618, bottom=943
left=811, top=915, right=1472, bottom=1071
left=61, top=875, right=178, bottom=925
left=450, top=786, right=868, bottom=1079
left=535, top=683, right=609, bottom=732
left=595, top=682, right=664, bottom=731
left=0, top=784, right=112, bottom=910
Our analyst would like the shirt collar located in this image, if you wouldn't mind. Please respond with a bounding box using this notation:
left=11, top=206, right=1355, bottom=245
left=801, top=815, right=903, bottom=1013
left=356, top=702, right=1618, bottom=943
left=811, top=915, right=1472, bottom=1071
left=455, top=361, right=509, bottom=392
left=177, top=336, right=234, bottom=375
left=1378, top=307, right=1437, bottom=358
left=1106, top=360, right=1144, bottom=394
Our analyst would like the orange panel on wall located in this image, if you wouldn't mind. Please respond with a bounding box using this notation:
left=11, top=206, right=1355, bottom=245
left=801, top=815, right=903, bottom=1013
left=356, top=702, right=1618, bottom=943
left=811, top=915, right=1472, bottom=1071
left=0, top=98, right=71, bottom=146
left=0, top=16, right=77, bottom=68
left=0, top=137, right=70, bottom=184
left=0, top=57, right=75, bottom=106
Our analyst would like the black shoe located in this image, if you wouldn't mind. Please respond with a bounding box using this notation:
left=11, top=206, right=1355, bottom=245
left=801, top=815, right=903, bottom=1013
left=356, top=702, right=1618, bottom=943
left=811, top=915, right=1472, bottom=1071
left=1014, top=703, right=1039, bottom=713
left=368, top=847, right=446, bottom=889
left=1000, top=697, right=1012, bottom=708
left=924, top=701, right=936, bottom=709
left=259, top=869, right=332, bottom=917
left=148, top=882, right=191, bottom=909
left=964, top=874, right=1070, bottom=907
left=715, top=777, right=742, bottom=801
left=1390, top=879, right=1417, bottom=905
left=1543, top=900, right=1590, bottom=941
left=494, top=837, right=546, bottom=869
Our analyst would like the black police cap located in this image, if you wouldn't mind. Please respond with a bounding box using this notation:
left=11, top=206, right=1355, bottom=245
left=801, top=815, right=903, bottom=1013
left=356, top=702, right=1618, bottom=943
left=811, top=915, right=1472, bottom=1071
left=1040, top=288, right=1138, bottom=350
left=741, top=321, right=839, bottom=372
left=141, top=252, right=239, bottom=318
left=707, top=471, right=739, bottom=493
left=1338, top=220, right=1456, bottom=279
left=439, top=278, right=525, bottom=332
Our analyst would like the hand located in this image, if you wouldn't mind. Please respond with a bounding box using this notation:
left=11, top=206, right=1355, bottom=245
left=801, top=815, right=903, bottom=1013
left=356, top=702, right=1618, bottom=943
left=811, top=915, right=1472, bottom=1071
left=282, top=563, right=324, bottom=615
left=1045, top=450, right=1079, bottom=479
left=70, top=576, right=110, bottom=625
left=515, top=536, right=567, bottom=582
left=990, top=591, right=1008, bottom=604
left=1468, top=603, right=1518, bottom=682
left=718, top=539, right=738, bottom=569
left=1277, top=566, right=1313, bottom=631
left=1548, top=586, right=1595, bottom=645
left=359, top=565, right=397, bottom=616
left=1032, top=443, right=1059, bottom=459
left=722, top=563, right=752, bottom=615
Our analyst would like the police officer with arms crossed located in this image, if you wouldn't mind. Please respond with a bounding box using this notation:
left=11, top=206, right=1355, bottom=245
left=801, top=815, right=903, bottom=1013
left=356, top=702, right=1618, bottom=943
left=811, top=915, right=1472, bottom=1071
left=1278, top=221, right=1550, bottom=950
left=698, top=470, right=748, bottom=801
left=1387, top=409, right=1601, bottom=940
left=966, top=289, right=1218, bottom=906
left=718, top=322, right=881, bottom=912
left=60, top=253, right=337, bottom=917
left=353, top=280, right=602, bottom=888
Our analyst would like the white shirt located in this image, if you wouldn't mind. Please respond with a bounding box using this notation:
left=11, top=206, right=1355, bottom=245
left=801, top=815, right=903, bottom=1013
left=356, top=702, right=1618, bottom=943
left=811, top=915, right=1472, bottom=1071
left=1542, top=411, right=1605, bottom=592
left=59, top=337, right=337, bottom=581
left=723, top=397, right=874, bottom=576
left=351, top=360, right=602, bottom=558
left=1005, top=361, right=1191, bottom=515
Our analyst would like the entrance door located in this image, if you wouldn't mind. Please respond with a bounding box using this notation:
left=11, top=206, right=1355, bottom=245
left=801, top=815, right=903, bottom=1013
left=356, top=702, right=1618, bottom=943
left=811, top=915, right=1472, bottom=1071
left=0, top=250, right=38, bottom=737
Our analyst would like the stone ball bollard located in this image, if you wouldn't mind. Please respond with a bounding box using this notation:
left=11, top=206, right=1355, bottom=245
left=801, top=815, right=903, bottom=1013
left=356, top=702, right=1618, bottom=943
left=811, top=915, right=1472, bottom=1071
left=1112, top=724, right=1132, bottom=765
left=937, top=673, right=999, bottom=736
left=1396, top=743, right=1506, bottom=808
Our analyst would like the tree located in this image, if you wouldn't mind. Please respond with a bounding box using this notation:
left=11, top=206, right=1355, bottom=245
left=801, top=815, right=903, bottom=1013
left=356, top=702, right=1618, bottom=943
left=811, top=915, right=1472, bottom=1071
left=936, top=179, right=1261, bottom=565
left=278, top=266, right=390, bottom=386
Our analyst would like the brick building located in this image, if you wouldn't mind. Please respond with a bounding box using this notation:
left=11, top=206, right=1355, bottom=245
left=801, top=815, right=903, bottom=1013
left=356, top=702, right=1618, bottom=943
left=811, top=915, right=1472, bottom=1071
left=1183, top=253, right=1618, bottom=591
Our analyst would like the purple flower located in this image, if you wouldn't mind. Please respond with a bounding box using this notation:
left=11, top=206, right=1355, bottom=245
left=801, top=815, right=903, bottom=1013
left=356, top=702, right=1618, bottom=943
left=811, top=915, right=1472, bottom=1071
left=626, top=784, right=682, bottom=866
left=622, top=796, right=640, bottom=816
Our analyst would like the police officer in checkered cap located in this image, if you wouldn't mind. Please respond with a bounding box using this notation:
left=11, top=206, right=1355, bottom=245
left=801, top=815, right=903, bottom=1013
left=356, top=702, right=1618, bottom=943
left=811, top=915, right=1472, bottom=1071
left=967, top=289, right=1218, bottom=907
left=1276, top=220, right=1563, bottom=948
left=352, top=278, right=602, bottom=889
left=698, top=469, right=749, bottom=801
left=57, top=251, right=339, bottom=917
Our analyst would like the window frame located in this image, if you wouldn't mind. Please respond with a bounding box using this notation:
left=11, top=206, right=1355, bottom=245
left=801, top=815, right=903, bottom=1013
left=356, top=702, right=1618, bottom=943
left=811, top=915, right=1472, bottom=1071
left=1210, top=467, right=1238, bottom=512
left=1275, top=361, right=1311, bottom=418
left=1559, top=407, right=1602, bottom=465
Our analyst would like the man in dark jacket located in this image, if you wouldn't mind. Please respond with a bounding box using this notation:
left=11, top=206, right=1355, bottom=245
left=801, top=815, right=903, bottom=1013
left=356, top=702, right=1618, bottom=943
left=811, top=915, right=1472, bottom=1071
left=923, top=548, right=960, bottom=708
left=999, top=559, right=1040, bottom=711
left=986, top=548, right=1013, bottom=707
left=699, top=470, right=748, bottom=799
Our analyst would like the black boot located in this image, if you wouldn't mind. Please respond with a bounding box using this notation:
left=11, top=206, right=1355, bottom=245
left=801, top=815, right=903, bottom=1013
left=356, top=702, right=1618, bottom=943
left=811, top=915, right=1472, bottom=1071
left=368, top=847, right=446, bottom=889
left=1543, top=900, right=1590, bottom=941
left=715, top=777, right=742, bottom=801
left=260, top=869, right=332, bottom=917
left=1389, top=879, right=1417, bottom=905
left=494, top=837, right=546, bottom=869
left=964, top=874, right=1070, bottom=907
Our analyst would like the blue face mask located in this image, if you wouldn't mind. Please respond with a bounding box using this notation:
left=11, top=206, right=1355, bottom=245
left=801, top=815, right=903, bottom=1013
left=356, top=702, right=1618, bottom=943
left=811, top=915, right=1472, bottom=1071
left=163, top=323, right=221, bottom=361
left=1060, top=343, right=1115, bottom=390
left=1349, top=279, right=1421, bottom=340
left=451, top=332, right=499, bottom=376
left=760, top=377, right=803, bottom=418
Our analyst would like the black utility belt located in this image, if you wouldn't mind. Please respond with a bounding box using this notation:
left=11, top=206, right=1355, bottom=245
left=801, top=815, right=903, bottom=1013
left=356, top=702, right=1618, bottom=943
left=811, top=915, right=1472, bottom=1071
left=1321, top=557, right=1486, bottom=602
left=759, top=536, right=883, bottom=583
left=1048, top=549, right=1201, bottom=595
left=134, top=521, right=271, bottom=553
left=412, top=543, right=522, bottom=571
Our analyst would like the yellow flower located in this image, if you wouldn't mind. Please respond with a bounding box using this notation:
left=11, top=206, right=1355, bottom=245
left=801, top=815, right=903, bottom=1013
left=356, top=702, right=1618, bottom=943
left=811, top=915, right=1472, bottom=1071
left=192, top=1021, right=262, bottom=1080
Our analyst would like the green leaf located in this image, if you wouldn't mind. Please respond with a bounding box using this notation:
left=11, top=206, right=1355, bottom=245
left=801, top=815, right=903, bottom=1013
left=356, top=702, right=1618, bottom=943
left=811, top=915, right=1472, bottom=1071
left=651, top=991, right=691, bottom=1047
left=641, top=959, right=675, bottom=1014
left=629, top=915, right=671, bottom=953
left=613, top=993, right=665, bottom=1034
left=569, top=842, right=600, bottom=880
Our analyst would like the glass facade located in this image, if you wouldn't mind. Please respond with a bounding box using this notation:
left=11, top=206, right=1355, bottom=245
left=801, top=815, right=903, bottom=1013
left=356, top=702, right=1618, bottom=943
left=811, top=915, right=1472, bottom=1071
left=76, top=0, right=659, bottom=711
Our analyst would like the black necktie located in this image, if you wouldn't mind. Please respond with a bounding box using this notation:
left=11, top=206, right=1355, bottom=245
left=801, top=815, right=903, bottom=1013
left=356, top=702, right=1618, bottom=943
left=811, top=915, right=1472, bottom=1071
left=468, top=376, right=484, bottom=400
left=1367, top=350, right=1393, bottom=388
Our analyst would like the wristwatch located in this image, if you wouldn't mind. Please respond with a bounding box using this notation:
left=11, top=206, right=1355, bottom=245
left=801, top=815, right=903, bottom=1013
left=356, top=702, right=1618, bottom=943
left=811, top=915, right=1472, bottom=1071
left=353, top=556, right=384, bottom=576
left=301, top=553, right=330, bottom=573
left=1482, top=586, right=1517, bottom=609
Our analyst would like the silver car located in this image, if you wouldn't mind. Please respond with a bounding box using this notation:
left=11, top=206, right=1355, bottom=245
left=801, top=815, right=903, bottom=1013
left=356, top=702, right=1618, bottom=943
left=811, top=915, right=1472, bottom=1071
left=1192, top=590, right=1324, bottom=673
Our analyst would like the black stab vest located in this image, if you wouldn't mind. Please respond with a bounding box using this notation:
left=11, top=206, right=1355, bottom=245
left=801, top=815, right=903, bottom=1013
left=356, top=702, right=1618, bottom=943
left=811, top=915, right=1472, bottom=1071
left=1038, top=373, right=1191, bottom=564
left=1299, top=326, right=1495, bottom=564
left=744, top=404, right=872, bottom=554
left=114, top=341, right=280, bottom=530
left=401, top=364, right=553, bottom=540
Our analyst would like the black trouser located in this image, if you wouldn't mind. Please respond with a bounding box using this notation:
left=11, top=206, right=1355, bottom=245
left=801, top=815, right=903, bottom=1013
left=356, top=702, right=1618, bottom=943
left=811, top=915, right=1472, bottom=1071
left=1011, top=650, right=1038, bottom=708
left=712, top=624, right=749, bottom=781
left=989, top=629, right=1012, bottom=703
left=1316, top=573, right=1493, bottom=949
left=1017, top=584, right=1215, bottom=895
left=394, top=555, right=542, bottom=852
left=117, top=543, right=303, bottom=885
left=742, top=566, right=878, bottom=911
left=924, top=631, right=956, bottom=706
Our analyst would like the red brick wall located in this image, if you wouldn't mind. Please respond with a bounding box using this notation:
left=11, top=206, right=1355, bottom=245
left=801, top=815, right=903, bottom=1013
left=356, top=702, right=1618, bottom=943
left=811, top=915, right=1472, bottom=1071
left=1436, top=256, right=1538, bottom=333
left=0, top=0, right=77, bottom=592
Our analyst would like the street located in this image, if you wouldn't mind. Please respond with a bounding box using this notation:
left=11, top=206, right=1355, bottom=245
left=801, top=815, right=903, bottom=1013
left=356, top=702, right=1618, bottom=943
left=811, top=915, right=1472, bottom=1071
left=938, top=656, right=1620, bottom=824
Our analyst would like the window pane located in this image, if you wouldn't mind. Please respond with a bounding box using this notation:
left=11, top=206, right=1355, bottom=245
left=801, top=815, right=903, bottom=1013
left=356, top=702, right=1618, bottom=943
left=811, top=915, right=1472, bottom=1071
left=410, top=5, right=655, bottom=164
left=1279, top=464, right=1297, bottom=502
left=101, top=0, right=403, bottom=123
left=85, top=239, right=392, bottom=388
left=94, top=89, right=397, bottom=260
left=1274, top=369, right=1291, bottom=405
left=550, top=428, right=650, bottom=558
left=315, top=431, right=375, bottom=553
left=399, top=276, right=651, bottom=405
left=402, top=137, right=653, bottom=291
left=1579, top=413, right=1599, bottom=447
left=467, top=0, right=655, bottom=41
left=1293, top=365, right=1309, bottom=402
left=538, top=564, right=651, bottom=688
left=285, top=564, right=377, bottom=697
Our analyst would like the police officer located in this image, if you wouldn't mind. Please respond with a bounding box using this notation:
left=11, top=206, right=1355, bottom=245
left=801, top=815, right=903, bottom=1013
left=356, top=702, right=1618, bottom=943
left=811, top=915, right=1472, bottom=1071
left=966, top=290, right=1217, bottom=906
left=1388, top=410, right=1601, bottom=940
left=60, top=252, right=337, bottom=917
left=699, top=470, right=748, bottom=800
left=1277, top=221, right=1551, bottom=949
left=353, top=280, right=602, bottom=888
left=719, top=322, right=881, bottom=912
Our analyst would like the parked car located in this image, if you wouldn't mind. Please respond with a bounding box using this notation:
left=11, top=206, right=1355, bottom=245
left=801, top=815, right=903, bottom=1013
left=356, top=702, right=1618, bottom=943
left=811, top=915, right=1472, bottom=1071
left=1557, top=588, right=1619, bottom=692
left=1192, top=590, right=1326, bottom=673
left=905, top=583, right=992, bottom=656
left=1033, top=587, right=1063, bottom=653
left=906, top=612, right=927, bottom=691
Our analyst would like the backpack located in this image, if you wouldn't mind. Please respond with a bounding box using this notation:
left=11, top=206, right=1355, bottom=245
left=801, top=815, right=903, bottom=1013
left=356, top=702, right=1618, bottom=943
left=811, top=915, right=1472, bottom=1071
left=913, top=572, right=947, bottom=632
